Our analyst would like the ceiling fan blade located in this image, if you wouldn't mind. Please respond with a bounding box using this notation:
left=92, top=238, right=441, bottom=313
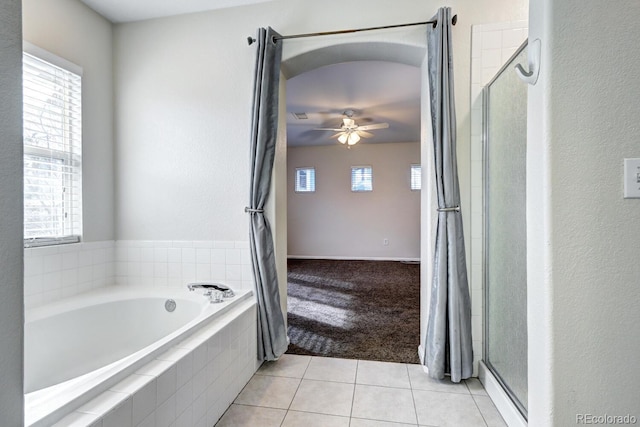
left=314, top=127, right=344, bottom=131
left=330, top=132, right=345, bottom=139
left=357, top=131, right=374, bottom=138
left=357, top=123, right=389, bottom=131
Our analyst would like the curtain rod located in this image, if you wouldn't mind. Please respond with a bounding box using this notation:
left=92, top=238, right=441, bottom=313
left=247, top=15, right=457, bottom=45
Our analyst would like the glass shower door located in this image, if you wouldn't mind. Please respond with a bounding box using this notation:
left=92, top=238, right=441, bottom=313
left=484, top=42, right=528, bottom=417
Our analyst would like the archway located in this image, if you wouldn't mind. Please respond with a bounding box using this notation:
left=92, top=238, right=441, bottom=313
left=268, top=31, right=437, bottom=362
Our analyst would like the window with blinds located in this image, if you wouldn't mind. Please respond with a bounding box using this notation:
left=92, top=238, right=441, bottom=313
left=295, top=167, right=316, bottom=192
left=411, top=164, right=422, bottom=190
left=351, top=166, right=373, bottom=192
left=23, top=49, right=82, bottom=247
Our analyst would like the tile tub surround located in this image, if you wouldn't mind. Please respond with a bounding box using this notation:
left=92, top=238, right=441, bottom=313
left=115, top=240, right=253, bottom=291
left=50, top=296, right=259, bottom=427
left=24, top=239, right=254, bottom=309
left=24, top=241, right=116, bottom=309
left=217, top=354, right=506, bottom=427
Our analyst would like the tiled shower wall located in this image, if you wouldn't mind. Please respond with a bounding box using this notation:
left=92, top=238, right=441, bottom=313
left=470, top=21, right=528, bottom=367
left=24, top=240, right=253, bottom=309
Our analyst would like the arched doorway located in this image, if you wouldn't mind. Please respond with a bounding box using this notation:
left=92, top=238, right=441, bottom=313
left=268, top=33, right=438, bottom=363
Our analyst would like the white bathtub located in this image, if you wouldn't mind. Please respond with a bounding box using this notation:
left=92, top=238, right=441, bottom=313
left=24, top=286, right=254, bottom=427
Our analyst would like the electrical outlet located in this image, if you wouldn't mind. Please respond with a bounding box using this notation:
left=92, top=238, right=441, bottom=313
left=383, top=238, right=389, bottom=246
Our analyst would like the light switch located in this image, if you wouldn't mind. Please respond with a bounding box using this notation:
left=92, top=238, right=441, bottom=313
left=624, top=158, right=640, bottom=198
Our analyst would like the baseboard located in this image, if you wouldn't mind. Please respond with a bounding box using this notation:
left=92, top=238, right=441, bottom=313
left=288, top=255, right=420, bottom=262
left=478, top=361, right=527, bottom=427
left=418, top=345, right=425, bottom=365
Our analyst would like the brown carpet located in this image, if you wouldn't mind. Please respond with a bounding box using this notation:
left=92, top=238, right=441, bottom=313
left=286, top=259, right=420, bottom=364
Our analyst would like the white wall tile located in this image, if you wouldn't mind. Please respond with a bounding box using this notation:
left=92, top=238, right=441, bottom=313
left=226, top=265, right=243, bottom=281
left=167, top=248, right=182, bottom=263
left=174, top=404, right=192, bottom=427
left=196, top=264, right=211, bottom=281
left=214, top=241, right=234, bottom=249
left=154, top=248, right=168, bottom=263
left=482, top=30, right=502, bottom=50
left=196, top=248, right=210, bottom=264
left=210, top=249, right=225, bottom=264
left=225, top=249, right=241, bottom=265
left=182, top=248, right=196, bottom=263
left=141, top=248, right=154, bottom=263
left=136, top=411, right=155, bottom=427
left=211, top=264, right=226, bottom=281
left=156, top=365, right=177, bottom=405
left=102, top=397, right=133, bottom=427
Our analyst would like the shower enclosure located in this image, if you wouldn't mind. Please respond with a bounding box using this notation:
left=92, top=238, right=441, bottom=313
left=483, top=41, right=528, bottom=418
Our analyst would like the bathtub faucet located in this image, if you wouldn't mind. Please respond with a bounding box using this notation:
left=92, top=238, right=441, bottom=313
left=187, top=282, right=235, bottom=299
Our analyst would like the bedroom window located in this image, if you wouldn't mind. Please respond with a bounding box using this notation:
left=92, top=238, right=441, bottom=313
left=351, top=166, right=373, bottom=192
left=295, top=167, right=316, bottom=192
left=411, top=164, right=422, bottom=190
left=23, top=46, right=83, bottom=247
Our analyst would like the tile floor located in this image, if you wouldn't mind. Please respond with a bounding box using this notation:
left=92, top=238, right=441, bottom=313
left=215, top=354, right=507, bottom=427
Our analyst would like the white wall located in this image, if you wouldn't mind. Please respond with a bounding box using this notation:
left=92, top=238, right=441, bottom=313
left=0, top=0, right=24, bottom=424
left=288, top=142, right=420, bottom=260
left=528, top=0, right=640, bottom=424
left=22, top=0, right=115, bottom=242
left=113, top=0, right=528, bottom=244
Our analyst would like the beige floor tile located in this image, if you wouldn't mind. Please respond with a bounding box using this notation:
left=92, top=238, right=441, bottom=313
left=473, top=395, right=507, bottom=427
left=281, top=410, right=350, bottom=427
left=234, top=375, right=301, bottom=409
left=352, top=384, right=417, bottom=425
left=413, top=389, right=487, bottom=427
left=303, top=357, right=357, bottom=383
left=465, top=378, right=489, bottom=396
left=407, top=364, right=469, bottom=394
left=356, top=360, right=411, bottom=389
left=214, top=404, right=286, bottom=427
left=350, top=418, right=418, bottom=427
left=257, top=354, right=312, bottom=378
left=289, top=379, right=354, bottom=417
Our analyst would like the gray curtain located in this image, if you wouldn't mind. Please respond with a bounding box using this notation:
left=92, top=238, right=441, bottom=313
left=247, top=27, right=288, bottom=361
left=424, top=7, right=473, bottom=383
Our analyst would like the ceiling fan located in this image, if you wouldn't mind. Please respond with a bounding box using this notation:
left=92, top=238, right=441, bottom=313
left=314, top=110, right=389, bottom=146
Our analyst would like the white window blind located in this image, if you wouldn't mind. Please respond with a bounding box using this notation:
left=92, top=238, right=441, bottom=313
left=295, top=167, right=316, bottom=192
left=351, top=166, right=373, bottom=192
left=23, top=50, right=82, bottom=246
left=411, top=164, right=422, bottom=190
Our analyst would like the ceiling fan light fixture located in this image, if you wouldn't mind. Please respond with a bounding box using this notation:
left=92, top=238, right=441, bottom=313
left=348, top=132, right=360, bottom=145
left=343, top=118, right=355, bottom=128
left=338, top=133, right=348, bottom=144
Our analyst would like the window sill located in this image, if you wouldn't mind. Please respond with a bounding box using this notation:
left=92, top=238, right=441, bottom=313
left=24, top=236, right=81, bottom=248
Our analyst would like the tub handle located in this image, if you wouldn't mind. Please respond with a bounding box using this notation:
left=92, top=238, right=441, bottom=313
left=187, top=282, right=235, bottom=298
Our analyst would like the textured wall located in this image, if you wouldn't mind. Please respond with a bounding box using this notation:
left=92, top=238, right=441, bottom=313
left=528, top=0, right=640, bottom=424
left=0, top=0, right=24, bottom=424
left=113, top=0, right=528, bottom=242
left=287, top=142, right=420, bottom=260
left=22, top=0, right=115, bottom=242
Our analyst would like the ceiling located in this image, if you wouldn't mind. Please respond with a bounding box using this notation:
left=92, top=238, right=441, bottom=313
left=81, top=0, right=273, bottom=23
left=286, top=61, right=421, bottom=147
